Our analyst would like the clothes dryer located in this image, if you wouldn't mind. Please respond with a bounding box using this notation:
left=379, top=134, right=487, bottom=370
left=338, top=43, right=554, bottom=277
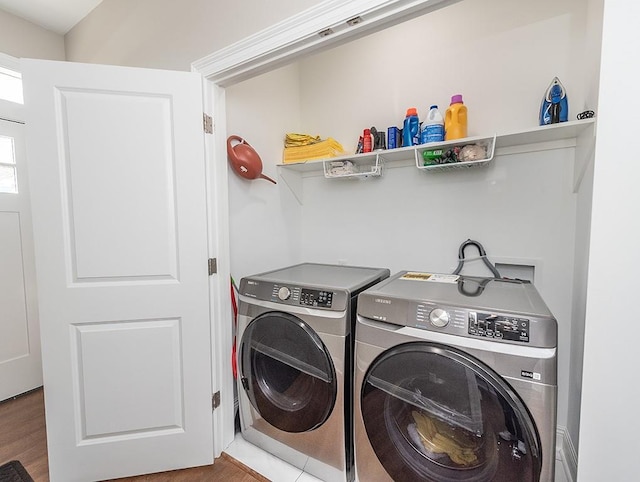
left=237, top=263, right=389, bottom=482
left=354, top=271, right=557, bottom=482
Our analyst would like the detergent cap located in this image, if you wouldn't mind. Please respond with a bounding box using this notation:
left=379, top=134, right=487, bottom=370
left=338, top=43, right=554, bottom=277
left=406, top=107, right=418, bottom=116
left=450, top=94, right=464, bottom=105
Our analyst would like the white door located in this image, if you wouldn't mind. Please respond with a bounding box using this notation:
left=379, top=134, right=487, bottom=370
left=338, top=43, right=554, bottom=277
left=0, top=101, right=42, bottom=401
left=21, top=59, right=214, bottom=482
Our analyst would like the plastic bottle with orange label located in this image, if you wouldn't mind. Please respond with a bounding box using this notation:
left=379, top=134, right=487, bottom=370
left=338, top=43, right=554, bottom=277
left=445, top=94, right=468, bottom=141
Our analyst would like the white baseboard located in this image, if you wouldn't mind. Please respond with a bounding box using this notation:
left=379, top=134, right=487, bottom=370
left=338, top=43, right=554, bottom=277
left=556, top=426, right=577, bottom=482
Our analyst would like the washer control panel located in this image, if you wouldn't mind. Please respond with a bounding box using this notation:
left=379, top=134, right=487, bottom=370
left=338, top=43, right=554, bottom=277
left=429, top=308, right=450, bottom=328
left=468, top=312, right=530, bottom=343
left=412, top=303, right=531, bottom=344
left=242, top=279, right=348, bottom=311
left=415, top=304, right=467, bottom=331
left=300, top=288, right=333, bottom=308
left=277, top=286, right=291, bottom=301
left=269, top=284, right=333, bottom=308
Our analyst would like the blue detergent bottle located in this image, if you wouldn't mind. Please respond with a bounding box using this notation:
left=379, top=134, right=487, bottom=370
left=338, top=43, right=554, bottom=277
left=403, top=108, right=420, bottom=147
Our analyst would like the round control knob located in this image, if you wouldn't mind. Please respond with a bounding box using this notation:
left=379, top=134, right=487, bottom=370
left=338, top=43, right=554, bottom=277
left=277, top=286, right=291, bottom=301
left=429, top=308, right=450, bottom=328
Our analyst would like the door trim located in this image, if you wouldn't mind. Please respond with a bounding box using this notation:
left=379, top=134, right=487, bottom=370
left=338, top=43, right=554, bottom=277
left=192, top=0, right=458, bottom=87
left=200, top=80, right=233, bottom=456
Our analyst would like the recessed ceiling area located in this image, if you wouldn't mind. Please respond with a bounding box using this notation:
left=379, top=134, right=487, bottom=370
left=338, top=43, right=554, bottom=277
left=0, top=0, right=103, bottom=34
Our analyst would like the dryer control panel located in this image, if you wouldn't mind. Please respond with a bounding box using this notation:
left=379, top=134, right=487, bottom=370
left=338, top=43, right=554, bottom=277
left=300, top=288, right=333, bottom=308
left=468, top=312, right=530, bottom=343
left=240, top=279, right=347, bottom=310
left=271, top=284, right=334, bottom=308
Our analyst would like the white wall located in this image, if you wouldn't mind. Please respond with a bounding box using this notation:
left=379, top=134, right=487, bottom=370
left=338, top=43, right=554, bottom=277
left=567, top=152, right=593, bottom=457
left=65, top=0, right=323, bottom=70
left=225, top=64, right=304, bottom=280
left=577, top=1, right=640, bottom=480
left=0, top=9, right=64, bottom=60
left=566, top=0, right=603, bottom=460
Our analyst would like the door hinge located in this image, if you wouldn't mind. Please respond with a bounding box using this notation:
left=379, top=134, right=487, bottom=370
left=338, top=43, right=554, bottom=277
left=208, top=258, right=217, bottom=276
left=203, top=113, right=213, bottom=134
left=212, top=391, right=220, bottom=411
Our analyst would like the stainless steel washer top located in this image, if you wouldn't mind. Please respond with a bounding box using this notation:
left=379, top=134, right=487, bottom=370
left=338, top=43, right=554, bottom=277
left=240, top=263, right=391, bottom=326
left=245, top=262, right=390, bottom=290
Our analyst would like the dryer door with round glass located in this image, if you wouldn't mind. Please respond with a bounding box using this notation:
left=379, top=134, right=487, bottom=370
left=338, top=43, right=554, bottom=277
left=240, top=312, right=337, bottom=433
left=360, top=342, right=542, bottom=482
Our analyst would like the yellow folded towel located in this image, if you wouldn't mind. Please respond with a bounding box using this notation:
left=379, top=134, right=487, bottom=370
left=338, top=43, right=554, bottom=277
left=283, top=137, right=345, bottom=163
left=285, top=133, right=321, bottom=148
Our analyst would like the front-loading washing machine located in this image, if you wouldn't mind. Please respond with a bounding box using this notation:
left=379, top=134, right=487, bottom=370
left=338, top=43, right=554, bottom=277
left=237, top=263, right=389, bottom=482
left=354, top=271, right=557, bottom=482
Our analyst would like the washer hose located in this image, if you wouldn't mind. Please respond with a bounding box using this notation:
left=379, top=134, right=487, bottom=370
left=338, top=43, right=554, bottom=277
left=453, top=239, right=501, bottom=278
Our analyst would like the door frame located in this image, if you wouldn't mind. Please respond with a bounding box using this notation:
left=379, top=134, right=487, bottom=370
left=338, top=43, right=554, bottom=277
left=0, top=54, right=43, bottom=402
left=192, top=0, right=458, bottom=456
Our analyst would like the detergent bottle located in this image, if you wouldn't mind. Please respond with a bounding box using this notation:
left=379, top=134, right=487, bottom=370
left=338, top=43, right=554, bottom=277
left=445, top=94, right=468, bottom=141
left=421, top=105, right=445, bottom=144
left=403, top=108, right=420, bottom=147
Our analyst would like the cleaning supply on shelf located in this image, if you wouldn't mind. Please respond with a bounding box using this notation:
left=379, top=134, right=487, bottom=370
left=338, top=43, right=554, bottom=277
left=371, top=127, right=386, bottom=150
left=420, top=105, right=445, bottom=144
left=458, top=144, right=487, bottom=162
left=363, top=128, right=373, bottom=153
left=388, top=126, right=401, bottom=149
left=423, top=149, right=444, bottom=165
left=445, top=95, right=468, bottom=141
left=403, top=108, right=420, bottom=147
left=539, top=77, right=568, bottom=125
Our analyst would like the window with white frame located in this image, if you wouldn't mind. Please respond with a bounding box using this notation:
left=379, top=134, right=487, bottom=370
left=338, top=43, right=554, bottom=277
left=0, top=52, right=23, bottom=193
left=0, top=65, right=23, bottom=104
left=0, top=134, right=17, bottom=193
left=0, top=51, right=23, bottom=104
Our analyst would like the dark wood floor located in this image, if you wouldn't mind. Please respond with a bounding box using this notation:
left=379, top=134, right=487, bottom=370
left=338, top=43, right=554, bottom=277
left=0, top=388, right=269, bottom=482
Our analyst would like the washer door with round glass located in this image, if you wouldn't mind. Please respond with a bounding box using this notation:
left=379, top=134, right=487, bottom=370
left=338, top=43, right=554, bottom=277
left=240, top=312, right=337, bottom=433
left=360, top=342, right=542, bottom=482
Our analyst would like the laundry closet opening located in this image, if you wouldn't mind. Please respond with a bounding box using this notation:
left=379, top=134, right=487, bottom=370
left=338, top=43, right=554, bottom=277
left=198, top=0, right=600, bottom=477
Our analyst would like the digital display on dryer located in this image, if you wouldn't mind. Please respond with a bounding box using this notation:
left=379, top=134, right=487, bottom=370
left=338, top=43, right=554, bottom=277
left=468, top=312, right=529, bottom=342
left=300, top=289, right=333, bottom=308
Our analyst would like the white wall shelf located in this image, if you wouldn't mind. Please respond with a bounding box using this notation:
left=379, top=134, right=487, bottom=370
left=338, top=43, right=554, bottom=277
left=279, top=119, right=594, bottom=172
left=496, top=118, right=595, bottom=149
left=277, top=118, right=596, bottom=202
